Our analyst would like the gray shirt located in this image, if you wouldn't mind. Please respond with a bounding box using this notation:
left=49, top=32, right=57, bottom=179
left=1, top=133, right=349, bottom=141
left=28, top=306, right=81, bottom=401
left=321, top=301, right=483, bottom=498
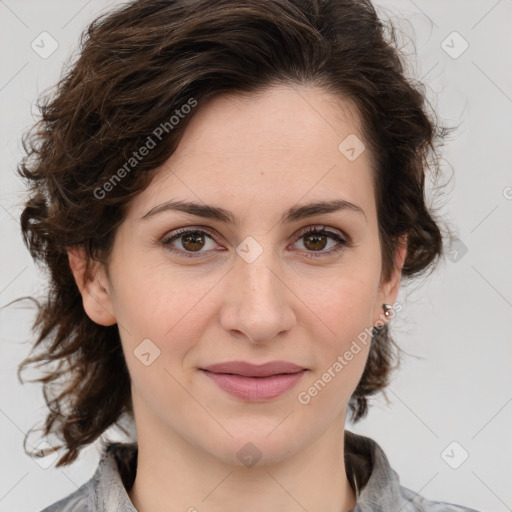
left=38, top=430, right=480, bottom=512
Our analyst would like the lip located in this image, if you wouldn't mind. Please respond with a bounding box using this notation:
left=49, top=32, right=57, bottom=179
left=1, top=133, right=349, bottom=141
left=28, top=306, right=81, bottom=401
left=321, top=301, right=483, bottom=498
left=200, top=361, right=307, bottom=402
left=202, top=360, right=305, bottom=377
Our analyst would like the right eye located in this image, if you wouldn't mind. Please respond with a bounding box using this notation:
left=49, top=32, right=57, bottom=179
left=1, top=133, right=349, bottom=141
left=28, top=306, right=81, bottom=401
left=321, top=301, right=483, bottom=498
left=161, top=228, right=221, bottom=258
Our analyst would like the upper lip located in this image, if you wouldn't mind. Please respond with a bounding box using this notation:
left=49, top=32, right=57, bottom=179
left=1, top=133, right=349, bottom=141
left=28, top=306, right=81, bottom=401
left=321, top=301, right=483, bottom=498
left=202, top=361, right=306, bottom=377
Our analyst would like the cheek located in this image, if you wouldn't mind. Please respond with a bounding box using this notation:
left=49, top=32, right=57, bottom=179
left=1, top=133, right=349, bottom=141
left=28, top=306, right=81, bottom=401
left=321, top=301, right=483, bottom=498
left=110, top=262, right=224, bottom=406
left=110, top=257, right=217, bottom=340
left=303, top=269, right=379, bottom=339
left=296, top=268, right=378, bottom=398
left=295, top=328, right=371, bottom=425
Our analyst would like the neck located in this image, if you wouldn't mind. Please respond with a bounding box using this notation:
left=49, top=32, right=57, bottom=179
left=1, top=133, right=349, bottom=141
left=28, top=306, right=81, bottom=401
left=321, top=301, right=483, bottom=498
left=127, top=405, right=357, bottom=512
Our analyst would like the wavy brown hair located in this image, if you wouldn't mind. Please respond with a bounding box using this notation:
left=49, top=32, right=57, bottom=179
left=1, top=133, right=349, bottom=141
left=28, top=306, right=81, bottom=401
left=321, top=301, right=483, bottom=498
left=15, top=0, right=452, bottom=467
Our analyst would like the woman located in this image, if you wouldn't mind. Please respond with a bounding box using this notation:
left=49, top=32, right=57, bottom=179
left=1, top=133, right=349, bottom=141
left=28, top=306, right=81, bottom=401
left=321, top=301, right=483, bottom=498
left=17, top=0, right=480, bottom=510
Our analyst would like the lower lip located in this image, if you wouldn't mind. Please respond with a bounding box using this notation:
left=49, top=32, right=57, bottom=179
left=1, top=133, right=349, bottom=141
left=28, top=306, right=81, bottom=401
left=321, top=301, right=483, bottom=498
left=200, top=369, right=307, bottom=401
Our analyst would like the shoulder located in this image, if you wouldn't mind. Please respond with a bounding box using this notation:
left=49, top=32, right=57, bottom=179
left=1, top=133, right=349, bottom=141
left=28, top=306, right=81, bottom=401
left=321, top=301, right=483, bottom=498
left=35, top=442, right=138, bottom=512
left=398, top=484, right=482, bottom=512
left=36, top=485, right=90, bottom=512
left=344, top=430, right=482, bottom=512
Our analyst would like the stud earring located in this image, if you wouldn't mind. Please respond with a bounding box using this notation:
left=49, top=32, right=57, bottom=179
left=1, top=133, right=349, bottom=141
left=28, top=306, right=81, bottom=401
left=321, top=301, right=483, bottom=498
left=382, top=303, right=393, bottom=317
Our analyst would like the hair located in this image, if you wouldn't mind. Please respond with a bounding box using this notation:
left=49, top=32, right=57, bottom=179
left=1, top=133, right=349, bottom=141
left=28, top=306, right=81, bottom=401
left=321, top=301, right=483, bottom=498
left=15, top=0, right=452, bottom=467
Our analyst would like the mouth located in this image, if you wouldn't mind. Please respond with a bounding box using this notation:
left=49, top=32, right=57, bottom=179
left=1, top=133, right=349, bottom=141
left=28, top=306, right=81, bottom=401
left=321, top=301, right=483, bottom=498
left=201, top=360, right=306, bottom=377
left=199, top=361, right=308, bottom=401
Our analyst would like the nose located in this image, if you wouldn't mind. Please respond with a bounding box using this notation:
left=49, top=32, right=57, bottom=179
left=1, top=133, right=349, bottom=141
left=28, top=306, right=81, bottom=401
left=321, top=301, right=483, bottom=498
left=219, top=247, right=296, bottom=344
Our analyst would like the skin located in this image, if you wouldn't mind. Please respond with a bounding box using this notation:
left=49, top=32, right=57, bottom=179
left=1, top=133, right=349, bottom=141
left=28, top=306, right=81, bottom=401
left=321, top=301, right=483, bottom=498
left=68, top=83, right=407, bottom=512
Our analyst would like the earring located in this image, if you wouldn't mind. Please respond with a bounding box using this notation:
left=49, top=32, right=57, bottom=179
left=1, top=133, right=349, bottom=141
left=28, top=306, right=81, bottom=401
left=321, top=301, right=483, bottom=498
left=382, top=303, right=393, bottom=317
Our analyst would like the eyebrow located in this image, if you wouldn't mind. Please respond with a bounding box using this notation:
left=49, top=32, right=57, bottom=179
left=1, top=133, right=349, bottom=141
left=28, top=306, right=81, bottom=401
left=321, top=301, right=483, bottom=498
left=138, top=199, right=367, bottom=225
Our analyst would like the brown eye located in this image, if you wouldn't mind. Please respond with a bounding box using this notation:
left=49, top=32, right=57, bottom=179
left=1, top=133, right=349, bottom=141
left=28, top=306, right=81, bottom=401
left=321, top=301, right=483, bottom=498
left=302, top=232, right=329, bottom=251
left=293, top=226, right=349, bottom=258
left=180, top=231, right=206, bottom=251
left=162, top=229, right=218, bottom=258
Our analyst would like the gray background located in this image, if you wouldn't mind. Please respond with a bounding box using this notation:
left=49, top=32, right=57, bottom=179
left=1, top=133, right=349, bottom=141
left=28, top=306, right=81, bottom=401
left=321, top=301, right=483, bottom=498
left=1, top=1, right=511, bottom=511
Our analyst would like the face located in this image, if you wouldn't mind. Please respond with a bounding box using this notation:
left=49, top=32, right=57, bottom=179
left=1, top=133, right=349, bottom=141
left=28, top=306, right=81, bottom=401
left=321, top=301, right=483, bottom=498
left=71, top=84, right=405, bottom=467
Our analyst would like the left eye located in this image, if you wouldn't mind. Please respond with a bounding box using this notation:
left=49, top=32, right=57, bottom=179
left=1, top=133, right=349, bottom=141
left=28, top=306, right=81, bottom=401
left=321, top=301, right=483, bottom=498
left=161, top=226, right=349, bottom=258
left=293, top=226, right=348, bottom=256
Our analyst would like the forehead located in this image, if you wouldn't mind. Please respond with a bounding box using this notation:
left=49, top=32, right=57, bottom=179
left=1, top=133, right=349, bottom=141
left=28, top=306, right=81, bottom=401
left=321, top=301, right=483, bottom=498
left=172, top=84, right=366, bottom=158
left=125, top=84, right=375, bottom=221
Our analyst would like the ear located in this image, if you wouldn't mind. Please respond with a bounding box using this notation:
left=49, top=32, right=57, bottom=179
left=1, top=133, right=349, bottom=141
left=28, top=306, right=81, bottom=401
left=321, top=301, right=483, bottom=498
left=67, top=247, right=117, bottom=326
left=372, top=235, right=408, bottom=326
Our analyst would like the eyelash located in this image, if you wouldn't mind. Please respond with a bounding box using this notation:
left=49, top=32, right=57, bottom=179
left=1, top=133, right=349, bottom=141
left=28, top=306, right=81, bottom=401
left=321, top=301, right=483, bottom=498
left=161, top=225, right=351, bottom=259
